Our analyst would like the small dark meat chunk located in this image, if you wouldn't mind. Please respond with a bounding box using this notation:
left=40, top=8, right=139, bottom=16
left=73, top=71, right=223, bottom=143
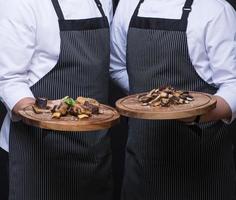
left=35, top=97, right=48, bottom=109
left=84, top=101, right=99, bottom=114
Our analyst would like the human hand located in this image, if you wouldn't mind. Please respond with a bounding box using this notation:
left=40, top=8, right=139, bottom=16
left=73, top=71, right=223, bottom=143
left=12, top=97, right=35, bottom=117
left=179, top=95, right=232, bottom=124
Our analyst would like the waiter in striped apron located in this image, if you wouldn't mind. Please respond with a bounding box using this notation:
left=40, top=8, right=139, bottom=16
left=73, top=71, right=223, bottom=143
left=110, top=0, right=236, bottom=199
left=0, top=0, right=113, bottom=199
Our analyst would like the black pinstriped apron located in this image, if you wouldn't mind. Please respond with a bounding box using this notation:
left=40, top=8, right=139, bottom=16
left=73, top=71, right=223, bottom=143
left=0, top=102, right=6, bottom=128
left=0, top=102, right=8, bottom=200
left=122, top=0, right=236, bottom=199
left=9, top=0, right=112, bottom=200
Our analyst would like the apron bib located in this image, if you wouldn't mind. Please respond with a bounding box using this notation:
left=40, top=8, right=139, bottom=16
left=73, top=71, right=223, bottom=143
left=122, top=0, right=236, bottom=199
left=9, top=0, right=112, bottom=200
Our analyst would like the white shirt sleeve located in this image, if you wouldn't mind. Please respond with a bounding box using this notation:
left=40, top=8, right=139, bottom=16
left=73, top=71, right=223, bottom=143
left=0, top=0, right=36, bottom=112
left=205, top=3, right=236, bottom=122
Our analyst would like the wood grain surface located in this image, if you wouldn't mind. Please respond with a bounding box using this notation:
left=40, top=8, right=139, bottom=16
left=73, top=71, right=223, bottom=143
left=19, top=102, right=120, bottom=132
left=116, top=92, right=217, bottom=120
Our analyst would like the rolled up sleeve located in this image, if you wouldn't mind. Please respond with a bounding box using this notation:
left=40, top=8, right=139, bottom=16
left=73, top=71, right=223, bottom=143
left=0, top=0, right=36, bottom=112
left=205, top=4, right=236, bottom=122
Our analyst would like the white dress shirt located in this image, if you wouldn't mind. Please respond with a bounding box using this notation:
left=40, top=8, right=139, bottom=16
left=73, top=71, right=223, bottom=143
left=110, top=0, right=236, bottom=122
left=0, top=0, right=113, bottom=152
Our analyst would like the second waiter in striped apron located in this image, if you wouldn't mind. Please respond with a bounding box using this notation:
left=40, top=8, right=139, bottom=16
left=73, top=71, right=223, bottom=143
left=0, top=0, right=113, bottom=199
left=110, top=0, right=236, bottom=199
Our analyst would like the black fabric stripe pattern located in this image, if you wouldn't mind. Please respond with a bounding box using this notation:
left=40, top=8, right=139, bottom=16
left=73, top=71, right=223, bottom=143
left=130, top=17, right=187, bottom=32
left=122, top=0, right=236, bottom=199
left=31, top=29, right=110, bottom=102
left=127, top=30, right=217, bottom=94
left=59, top=18, right=109, bottom=31
left=8, top=1, right=112, bottom=199
left=125, top=28, right=236, bottom=200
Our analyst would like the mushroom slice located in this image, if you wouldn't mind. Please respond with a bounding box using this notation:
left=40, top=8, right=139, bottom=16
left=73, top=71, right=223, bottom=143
left=56, top=102, right=68, bottom=116
left=186, top=94, right=194, bottom=99
left=186, top=97, right=193, bottom=101
left=146, top=89, right=156, bottom=98
left=160, top=92, right=168, bottom=98
left=152, top=101, right=161, bottom=107
left=137, top=86, right=194, bottom=107
left=76, top=96, right=87, bottom=105
left=32, top=105, right=51, bottom=114
left=52, top=112, right=61, bottom=119
left=148, top=95, right=161, bottom=105
left=139, top=96, right=153, bottom=103
left=78, top=114, right=89, bottom=119
left=178, top=99, right=184, bottom=104
left=161, top=98, right=170, bottom=106
left=137, top=93, right=146, bottom=99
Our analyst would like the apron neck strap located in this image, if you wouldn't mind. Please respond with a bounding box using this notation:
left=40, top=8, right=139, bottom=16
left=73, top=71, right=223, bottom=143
left=133, top=0, right=144, bottom=18
left=51, top=0, right=107, bottom=20
left=181, top=0, right=194, bottom=21
left=94, top=0, right=107, bottom=18
left=51, top=0, right=65, bottom=20
left=132, top=0, right=194, bottom=21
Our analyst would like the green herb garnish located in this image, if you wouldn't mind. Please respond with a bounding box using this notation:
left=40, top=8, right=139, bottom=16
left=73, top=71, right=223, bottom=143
left=63, top=96, right=76, bottom=106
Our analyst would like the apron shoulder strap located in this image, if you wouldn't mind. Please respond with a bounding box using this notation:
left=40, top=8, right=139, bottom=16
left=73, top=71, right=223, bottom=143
left=133, top=0, right=144, bottom=18
left=51, top=0, right=107, bottom=20
left=181, top=0, right=194, bottom=22
left=94, top=0, right=107, bottom=18
left=51, top=0, right=65, bottom=20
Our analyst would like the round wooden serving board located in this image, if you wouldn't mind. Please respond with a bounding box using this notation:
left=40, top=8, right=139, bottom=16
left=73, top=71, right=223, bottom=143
left=19, top=103, right=120, bottom=132
left=116, top=92, right=216, bottom=120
